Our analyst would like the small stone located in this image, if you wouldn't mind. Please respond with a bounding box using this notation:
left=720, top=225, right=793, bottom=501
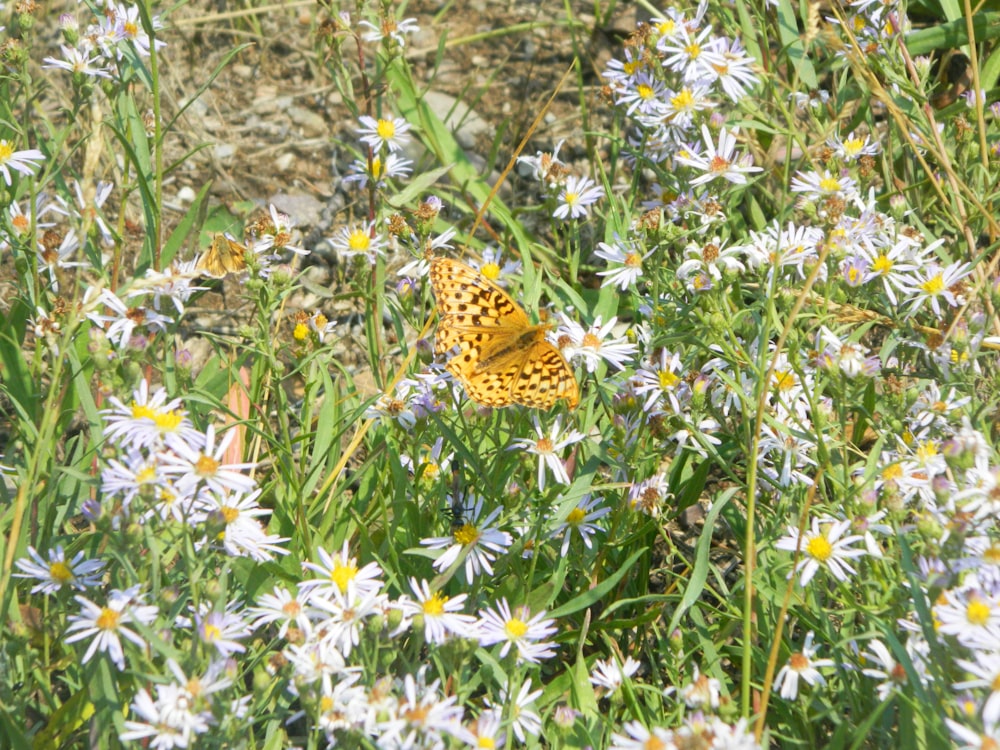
left=268, top=193, right=325, bottom=227
left=175, top=186, right=197, bottom=205
left=213, top=143, right=236, bottom=161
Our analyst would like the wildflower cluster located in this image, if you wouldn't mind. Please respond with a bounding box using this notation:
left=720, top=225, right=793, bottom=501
left=43, top=0, right=164, bottom=82
left=7, top=0, right=1000, bottom=746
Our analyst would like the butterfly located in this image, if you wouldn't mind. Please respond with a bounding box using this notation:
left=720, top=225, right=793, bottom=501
left=429, top=256, right=579, bottom=410
left=196, top=233, right=247, bottom=278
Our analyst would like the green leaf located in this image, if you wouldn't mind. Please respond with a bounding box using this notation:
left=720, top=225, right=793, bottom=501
left=386, top=164, right=454, bottom=208
left=547, top=548, right=647, bottom=619
left=904, top=14, right=1000, bottom=55
left=668, top=488, right=738, bottom=633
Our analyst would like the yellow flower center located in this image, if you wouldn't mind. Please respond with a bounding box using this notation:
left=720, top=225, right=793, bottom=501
left=124, top=21, right=139, bottom=38
left=220, top=505, right=239, bottom=524
left=871, top=253, right=892, bottom=275
left=96, top=607, right=120, bottom=630
left=920, top=273, right=945, bottom=295
left=789, top=652, right=809, bottom=670
left=843, top=137, right=864, bottom=156
left=806, top=535, right=833, bottom=561
left=195, top=455, right=220, bottom=477
left=566, top=508, right=586, bottom=525
left=819, top=176, right=842, bottom=192
left=155, top=411, right=183, bottom=433
left=773, top=369, right=796, bottom=392
left=582, top=332, right=601, bottom=348
left=504, top=618, right=528, bottom=638
left=422, top=591, right=448, bottom=617
left=0, top=141, right=13, bottom=163
left=478, top=738, right=496, bottom=749
left=709, top=155, right=732, bottom=174
left=881, top=463, right=902, bottom=481
left=685, top=42, right=701, bottom=58
left=404, top=705, right=429, bottom=725
left=454, top=523, right=479, bottom=546
left=535, top=437, right=554, bottom=453
left=376, top=119, right=396, bottom=140
left=348, top=229, right=371, bottom=252
left=967, top=596, right=991, bottom=626
left=637, top=84, right=654, bottom=101
left=915, top=441, right=938, bottom=463
left=331, top=560, right=358, bottom=592
left=670, top=88, right=694, bottom=111
left=480, top=262, right=501, bottom=280
left=625, top=252, right=643, bottom=267
left=50, top=561, right=73, bottom=583
left=132, top=403, right=156, bottom=420
left=293, top=322, right=309, bottom=341
left=202, top=623, right=221, bottom=642
left=658, top=369, right=678, bottom=389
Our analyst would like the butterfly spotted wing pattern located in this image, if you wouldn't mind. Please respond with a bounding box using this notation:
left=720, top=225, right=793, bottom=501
left=429, top=257, right=579, bottom=410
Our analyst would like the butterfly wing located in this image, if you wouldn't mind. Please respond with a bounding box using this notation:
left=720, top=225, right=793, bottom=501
left=430, top=258, right=530, bottom=328
left=430, top=256, right=578, bottom=410
left=197, top=233, right=247, bottom=278
left=511, top=340, right=580, bottom=409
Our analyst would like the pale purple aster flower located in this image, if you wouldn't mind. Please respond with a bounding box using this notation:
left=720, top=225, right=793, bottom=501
left=394, top=578, right=477, bottom=645
left=14, top=545, right=105, bottom=594
left=158, top=424, right=258, bottom=497
left=898, top=260, right=973, bottom=319
left=357, top=114, right=411, bottom=152
left=775, top=517, right=868, bottom=586
left=42, top=44, right=113, bottom=78
left=476, top=598, right=558, bottom=663
left=595, top=237, right=653, bottom=290
left=420, top=495, right=512, bottom=583
left=773, top=631, right=835, bottom=699
left=590, top=656, right=641, bottom=695
left=550, top=494, right=610, bottom=556
left=509, top=417, right=586, bottom=491
left=247, top=585, right=316, bottom=638
left=194, top=606, right=251, bottom=657
left=674, top=125, right=762, bottom=186
left=65, top=585, right=158, bottom=671
left=484, top=678, right=543, bottom=742
left=0, top=139, right=45, bottom=185
left=102, top=379, right=203, bottom=451
left=557, top=314, right=637, bottom=372
left=552, top=174, right=604, bottom=220
left=200, top=488, right=289, bottom=561
left=300, top=540, right=385, bottom=599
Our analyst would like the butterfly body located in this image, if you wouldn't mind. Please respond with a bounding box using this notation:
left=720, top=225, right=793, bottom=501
left=430, top=257, right=579, bottom=410
left=196, top=233, right=247, bottom=278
